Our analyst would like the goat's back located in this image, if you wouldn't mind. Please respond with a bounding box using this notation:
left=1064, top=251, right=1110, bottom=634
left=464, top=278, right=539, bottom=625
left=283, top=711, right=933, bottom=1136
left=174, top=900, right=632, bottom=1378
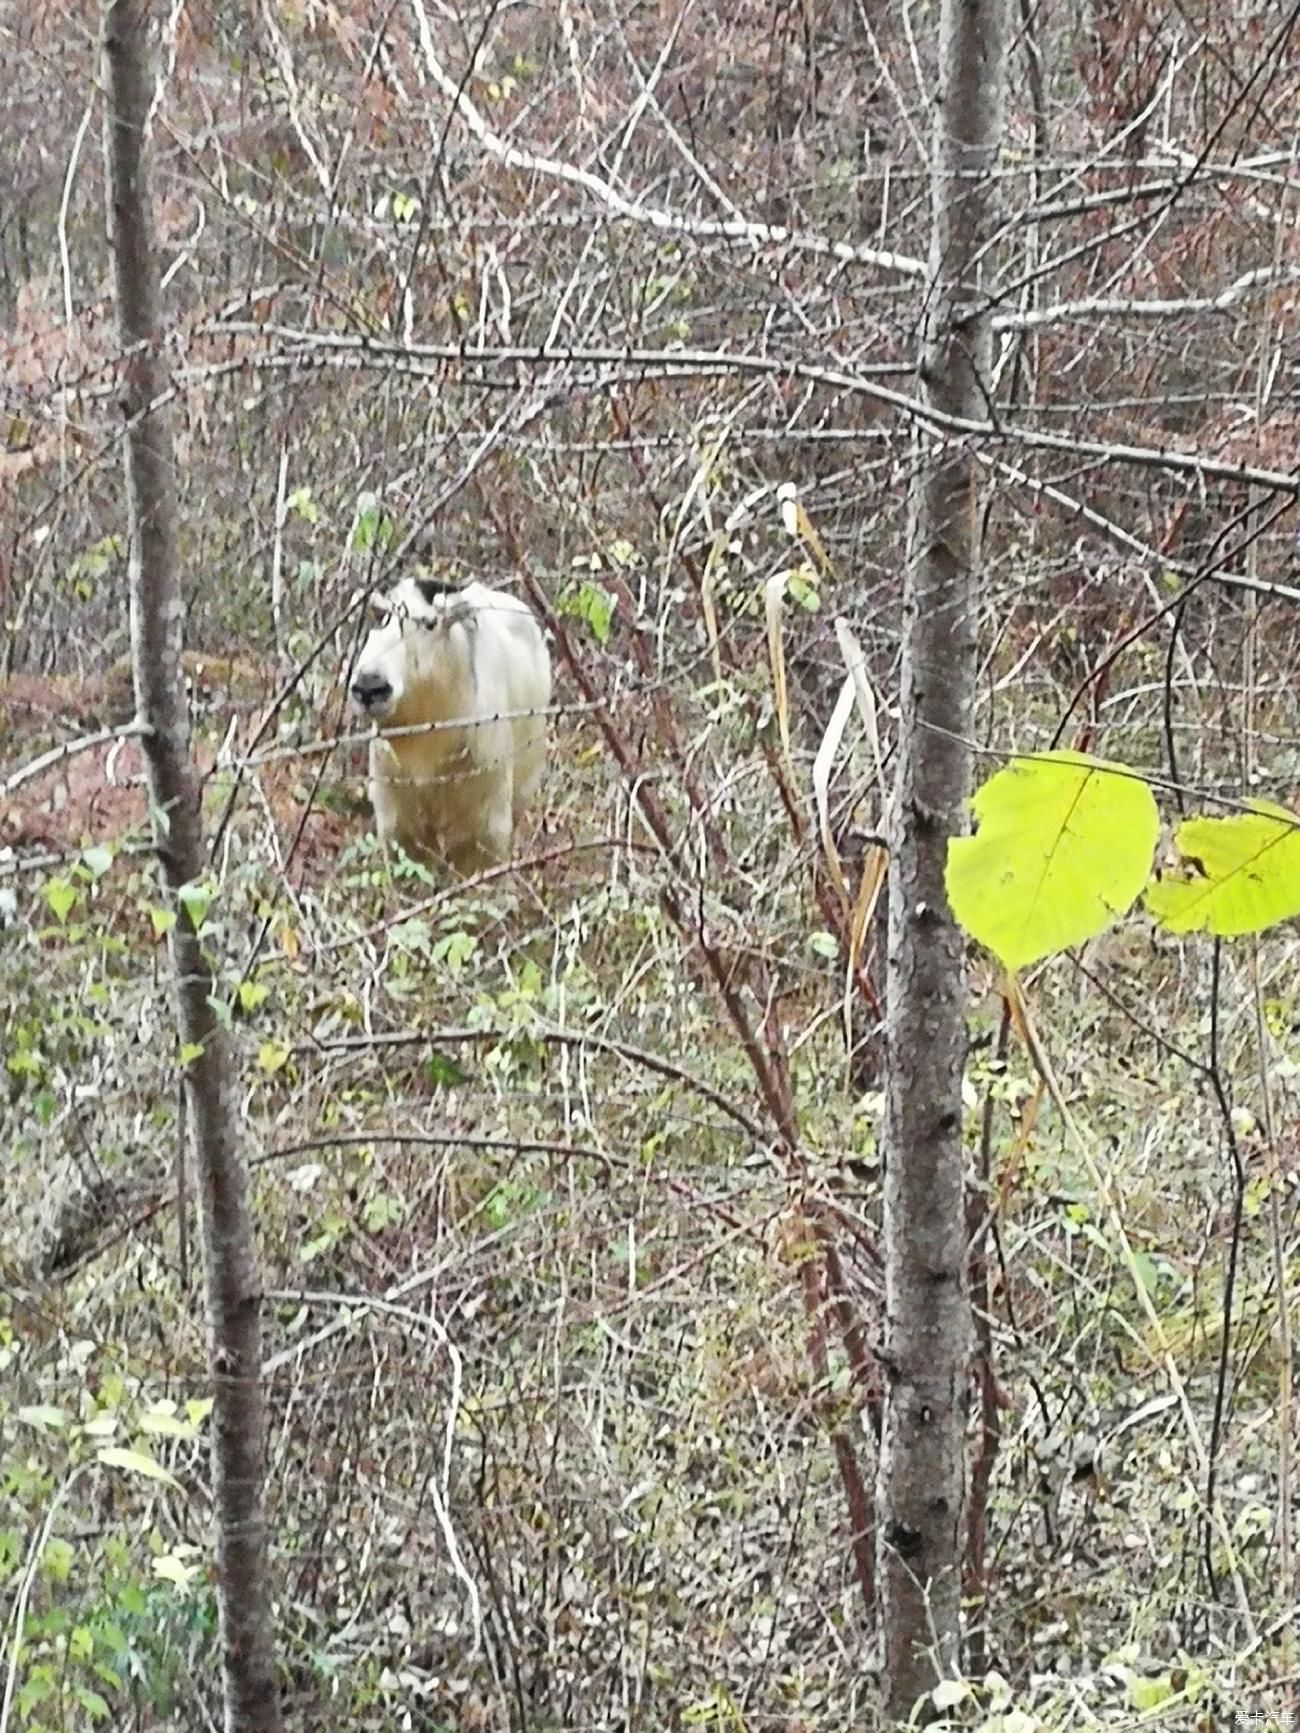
left=465, top=583, right=552, bottom=717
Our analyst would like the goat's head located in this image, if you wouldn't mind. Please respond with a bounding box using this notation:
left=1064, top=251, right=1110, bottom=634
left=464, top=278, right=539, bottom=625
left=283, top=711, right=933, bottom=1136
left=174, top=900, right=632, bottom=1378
left=349, top=576, right=473, bottom=722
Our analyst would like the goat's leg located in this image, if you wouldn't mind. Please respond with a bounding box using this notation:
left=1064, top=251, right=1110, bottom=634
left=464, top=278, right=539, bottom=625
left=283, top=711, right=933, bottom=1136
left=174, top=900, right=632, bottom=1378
left=368, top=739, right=402, bottom=850
left=447, top=798, right=513, bottom=877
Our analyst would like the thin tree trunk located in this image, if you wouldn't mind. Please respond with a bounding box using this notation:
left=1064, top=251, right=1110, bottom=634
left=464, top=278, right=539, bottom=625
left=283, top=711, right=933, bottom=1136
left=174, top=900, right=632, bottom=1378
left=102, top=6, right=283, bottom=1728
left=876, top=0, right=1009, bottom=1715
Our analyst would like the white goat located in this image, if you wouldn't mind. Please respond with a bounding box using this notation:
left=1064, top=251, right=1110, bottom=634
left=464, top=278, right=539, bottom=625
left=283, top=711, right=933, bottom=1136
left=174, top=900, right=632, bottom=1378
left=349, top=575, right=552, bottom=874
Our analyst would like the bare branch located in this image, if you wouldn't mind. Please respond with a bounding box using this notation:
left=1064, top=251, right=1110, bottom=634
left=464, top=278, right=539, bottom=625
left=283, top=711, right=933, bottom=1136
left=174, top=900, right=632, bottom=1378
left=1, top=722, right=151, bottom=802
left=402, top=0, right=926, bottom=280
left=1006, top=264, right=1300, bottom=330
left=207, top=321, right=1300, bottom=497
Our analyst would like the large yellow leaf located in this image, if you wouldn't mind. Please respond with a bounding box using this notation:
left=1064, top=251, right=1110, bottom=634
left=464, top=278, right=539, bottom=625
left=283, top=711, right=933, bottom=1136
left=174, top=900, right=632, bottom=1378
left=1145, top=800, right=1300, bottom=936
left=946, top=751, right=1159, bottom=971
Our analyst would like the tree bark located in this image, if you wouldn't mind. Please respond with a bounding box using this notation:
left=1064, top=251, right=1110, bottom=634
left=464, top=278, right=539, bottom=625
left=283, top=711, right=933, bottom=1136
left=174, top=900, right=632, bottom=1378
left=102, top=6, right=283, bottom=1728
left=877, top=0, right=1009, bottom=1715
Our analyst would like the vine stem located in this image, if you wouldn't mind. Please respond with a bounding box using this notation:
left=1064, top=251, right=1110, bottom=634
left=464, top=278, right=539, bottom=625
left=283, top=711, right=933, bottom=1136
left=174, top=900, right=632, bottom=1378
left=1243, top=144, right=1295, bottom=1693
left=1005, top=972, right=1256, bottom=1639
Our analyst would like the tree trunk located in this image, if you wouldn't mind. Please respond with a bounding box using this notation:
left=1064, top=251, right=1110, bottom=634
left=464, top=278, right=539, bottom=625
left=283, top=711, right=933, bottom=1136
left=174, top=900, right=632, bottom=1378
left=876, top=0, right=1009, bottom=1715
left=102, top=6, right=283, bottom=1728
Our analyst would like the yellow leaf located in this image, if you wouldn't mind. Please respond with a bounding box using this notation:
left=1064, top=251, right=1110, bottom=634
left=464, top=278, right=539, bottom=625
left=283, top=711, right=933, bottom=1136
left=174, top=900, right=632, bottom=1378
left=152, top=1550, right=201, bottom=1589
left=1145, top=800, right=1300, bottom=937
left=138, top=1406, right=194, bottom=1439
left=812, top=673, right=855, bottom=911
left=96, top=1446, right=181, bottom=1490
left=947, top=751, right=1159, bottom=971
left=765, top=570, right=794, bottom=769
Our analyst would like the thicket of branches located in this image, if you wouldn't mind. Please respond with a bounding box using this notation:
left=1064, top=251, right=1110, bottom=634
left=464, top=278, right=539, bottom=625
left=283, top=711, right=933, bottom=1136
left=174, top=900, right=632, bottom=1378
left=3, top=0, right=1299, bottom=1726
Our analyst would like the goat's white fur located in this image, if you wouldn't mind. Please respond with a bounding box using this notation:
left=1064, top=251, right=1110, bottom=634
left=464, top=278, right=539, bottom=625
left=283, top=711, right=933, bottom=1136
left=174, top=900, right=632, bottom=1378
left=350, top=576, right=551, bottom=874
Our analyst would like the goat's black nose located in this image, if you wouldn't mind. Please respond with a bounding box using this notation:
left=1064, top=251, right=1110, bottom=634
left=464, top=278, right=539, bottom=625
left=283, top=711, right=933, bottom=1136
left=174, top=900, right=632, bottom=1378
left=351, top=672, right=392, bottom=709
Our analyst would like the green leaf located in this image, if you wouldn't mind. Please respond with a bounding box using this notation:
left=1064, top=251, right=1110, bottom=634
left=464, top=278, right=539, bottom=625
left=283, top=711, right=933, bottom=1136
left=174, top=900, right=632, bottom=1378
left=257, top=1041, right=291, bottom=1073
left=425, top=1050, right=469, bottom=1088
left=363, top=1191, right=404, bottom=1232
left=350, top=490, right=393, bottom=555
left=177, top=879, right=215, bottom=932
left=80, top=844, right=114, bottom=880
left=73, top=1685, right=112, bottom=1722
left=17, top=1668, right=56, bottom=1715
left=96, top=1445, right=181, bottom=1490
left=785, top=564, right=820, bottom=612
left=286, top=485, right=318, bottom=524
left=1131, top=1250, right=1160, bottom=1296
left=0, top=1529, right=24, bottom=1576
left=237, top=979, right=270, bottom=1013
left=149, top=906, right=176, bottom=936
left=298, top=1227, right=339, bottom=1265
left=18, top=1405, right=68, bottom=1431
left=390, top=916, right=433, bottom=955
left=44, top=876, right=78, bottom=923
left=432, top=929, right=476, bottom=971
left=560, top=579, right=616, bottom=645
left=946, top=750, right=1159, bottom=971
left=807, top=931, right=839, bottom=960
left=179, top=1042, right=204, bottom=1066
left=42, top=1537, right=74, bottom=1582
left=1128, top=1674, right=1175, bottom=1711
left=1145, top=800, right=1300, bottom=937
